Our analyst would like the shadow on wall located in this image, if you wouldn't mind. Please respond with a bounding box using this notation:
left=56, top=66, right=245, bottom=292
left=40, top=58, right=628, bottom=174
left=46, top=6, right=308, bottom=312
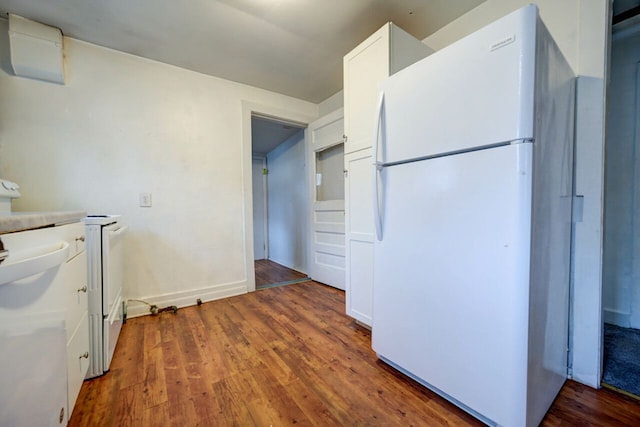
left=0, top=19, right=13, bottom=80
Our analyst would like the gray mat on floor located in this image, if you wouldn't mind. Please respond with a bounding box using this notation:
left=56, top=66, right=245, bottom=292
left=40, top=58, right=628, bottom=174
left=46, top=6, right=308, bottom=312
left=603, top=323, right=640, bottom=397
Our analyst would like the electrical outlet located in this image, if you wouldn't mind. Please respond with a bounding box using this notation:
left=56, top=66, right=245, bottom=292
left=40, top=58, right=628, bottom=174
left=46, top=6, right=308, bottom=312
left=139, top=192, right=152, bottom=207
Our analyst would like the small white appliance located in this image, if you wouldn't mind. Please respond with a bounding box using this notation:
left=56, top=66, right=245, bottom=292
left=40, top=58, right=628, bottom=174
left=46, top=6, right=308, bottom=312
left=84, top=215, right=127, bottom=378
left=372, top=5, right=575, bottom=427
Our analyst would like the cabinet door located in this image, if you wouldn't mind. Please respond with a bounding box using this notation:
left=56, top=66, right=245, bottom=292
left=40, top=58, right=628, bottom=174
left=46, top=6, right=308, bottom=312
left=65, top=251, right=88, bottom=341
left=67, top=311, right=90, bottom=416
left=343, top=25, right=389, bottom=154
left=345, top=149, right=375, bottom=326
left=61, top=223, right=89, bottom=420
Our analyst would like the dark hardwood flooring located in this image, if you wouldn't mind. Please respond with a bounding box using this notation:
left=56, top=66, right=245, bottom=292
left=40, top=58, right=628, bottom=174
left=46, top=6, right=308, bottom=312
left=254, top=259, right=308, bottom=288
left=69, top=282, right=640, bottom=426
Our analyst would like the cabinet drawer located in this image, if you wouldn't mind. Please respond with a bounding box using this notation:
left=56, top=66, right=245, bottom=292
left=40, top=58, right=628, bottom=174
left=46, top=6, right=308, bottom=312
left=67, top=310, right=90, bottom=418
left=65, top=251, right=88, bottom=341
left=70, top=223, right=85, bottom=261
left=58, top=221, right=85, bottom=261
left=72, top=232, right=86, bottom=259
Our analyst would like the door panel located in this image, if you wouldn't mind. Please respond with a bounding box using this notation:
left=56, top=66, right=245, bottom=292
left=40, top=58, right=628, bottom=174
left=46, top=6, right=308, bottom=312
left=344, top=26, right=389, bottom=154
left=252, top=157, right=267, bottom=260
left=308, top=109, right=345, bottom=289
left=345, top=148, right=374, bottom=326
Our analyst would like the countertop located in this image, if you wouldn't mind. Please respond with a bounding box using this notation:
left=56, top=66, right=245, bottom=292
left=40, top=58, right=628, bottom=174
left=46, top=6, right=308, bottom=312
left=0, top=211, right=87, bottom=234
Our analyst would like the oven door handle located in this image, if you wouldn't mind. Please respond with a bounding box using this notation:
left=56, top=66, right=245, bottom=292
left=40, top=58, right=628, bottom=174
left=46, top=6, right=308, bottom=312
left=0, top=241, right=69, bottom=286
left=108, top=225, right=128, bottom=241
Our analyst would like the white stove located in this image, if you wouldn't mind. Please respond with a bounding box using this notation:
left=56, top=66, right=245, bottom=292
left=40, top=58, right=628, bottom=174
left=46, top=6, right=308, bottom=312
left=84, top=214, right=127, bottom=378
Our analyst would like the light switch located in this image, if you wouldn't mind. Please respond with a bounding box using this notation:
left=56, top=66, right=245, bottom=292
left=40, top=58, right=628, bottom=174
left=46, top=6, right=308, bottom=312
left=139, top=192, right=152, bottom=207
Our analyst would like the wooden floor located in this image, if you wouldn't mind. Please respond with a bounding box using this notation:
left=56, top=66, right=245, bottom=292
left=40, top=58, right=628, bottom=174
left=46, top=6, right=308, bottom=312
left=69, top=282, right=640, bottom=426
left=254, top=259, right=308, bottom=288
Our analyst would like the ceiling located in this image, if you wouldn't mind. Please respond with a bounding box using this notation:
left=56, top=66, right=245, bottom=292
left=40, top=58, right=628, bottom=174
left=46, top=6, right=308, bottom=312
left=612, top=0, right=640, bottom=29
left=613, top=0, right=640, bottom=16
left=252, top=116, right=304, bottom=155
left=0, top=0, right=485, bottom=104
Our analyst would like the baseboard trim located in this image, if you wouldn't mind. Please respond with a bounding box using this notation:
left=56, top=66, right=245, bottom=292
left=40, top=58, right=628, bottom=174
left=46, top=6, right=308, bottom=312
left=125, top=280, right=248, bottom=318
left=604, top=308, right=630, bottom=328
left=267, top=257, right=306, bottom=275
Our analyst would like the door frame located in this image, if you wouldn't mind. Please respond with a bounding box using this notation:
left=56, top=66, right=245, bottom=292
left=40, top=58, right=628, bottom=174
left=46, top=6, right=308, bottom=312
left=241, top=101, right=315, bottom=292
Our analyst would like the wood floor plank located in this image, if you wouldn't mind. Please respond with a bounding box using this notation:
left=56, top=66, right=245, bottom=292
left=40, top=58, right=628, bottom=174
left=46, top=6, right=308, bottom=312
left=69, top=281, right=640, bottom=426
left=69, top=371, right=120, bottom=426
left=109, top=316, right=146, bottom=388
left=255, top=259, right=308, bottom=287
left=141, top=344, right=168, bottom=410
left=211, top=375, right=257, bottom=426
left=113, top=382, right=144, bottom=426
left=142, top=401, right=170, bottom=427
left=271, top=344, right=355, bottom=425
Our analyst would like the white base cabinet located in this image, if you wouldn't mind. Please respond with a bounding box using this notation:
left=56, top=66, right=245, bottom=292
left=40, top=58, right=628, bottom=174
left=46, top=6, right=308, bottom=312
left=62, top=222, right=89, bottom=422
left=343, top=23, right=432, bottom=326
left=0, top=220, right=88, bottom=425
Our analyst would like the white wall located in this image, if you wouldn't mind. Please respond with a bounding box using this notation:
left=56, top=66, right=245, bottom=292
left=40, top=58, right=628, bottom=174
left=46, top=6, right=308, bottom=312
left=423, top=0, right=609, bottom=387
left=266, top=129, right=308, bottom=273
left=318, top=90, right=344, bottom=116
left=603, top=25, right=640, bottom=328
left=0, top=18, right=318, bottom=316
left=424, top=0, right=580, bottom=71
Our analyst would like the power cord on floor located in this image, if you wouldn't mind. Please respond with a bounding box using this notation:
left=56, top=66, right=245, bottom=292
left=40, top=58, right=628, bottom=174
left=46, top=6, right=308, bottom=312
left=128, top=299, right=178, bottom=316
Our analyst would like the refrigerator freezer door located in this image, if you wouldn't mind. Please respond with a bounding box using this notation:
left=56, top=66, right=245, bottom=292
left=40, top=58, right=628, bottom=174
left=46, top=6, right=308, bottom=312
left=378, top=5, right=537, bottom=165
left=372, top=143, right=533, bottom=426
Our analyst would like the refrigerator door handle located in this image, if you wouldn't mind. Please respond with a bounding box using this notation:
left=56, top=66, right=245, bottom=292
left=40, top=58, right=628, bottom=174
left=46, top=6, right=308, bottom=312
left=373, top=91, right=385, bottom=241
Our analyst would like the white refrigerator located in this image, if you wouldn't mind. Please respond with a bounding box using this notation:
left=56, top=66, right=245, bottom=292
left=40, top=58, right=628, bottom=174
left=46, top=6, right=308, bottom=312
left=371, top=5, right=575, bottom=427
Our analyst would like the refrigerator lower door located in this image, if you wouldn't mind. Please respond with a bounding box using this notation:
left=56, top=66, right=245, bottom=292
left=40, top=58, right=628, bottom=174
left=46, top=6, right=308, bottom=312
left=372, top=143, right=532, bottom=426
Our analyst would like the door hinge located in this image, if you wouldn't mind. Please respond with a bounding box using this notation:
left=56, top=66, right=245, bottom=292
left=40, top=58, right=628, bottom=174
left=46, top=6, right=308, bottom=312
left=263, top=168, right=268, bottom=175
left=344, top=169, right=348, bottom=178
left=343, top=134, right=348, bottom=143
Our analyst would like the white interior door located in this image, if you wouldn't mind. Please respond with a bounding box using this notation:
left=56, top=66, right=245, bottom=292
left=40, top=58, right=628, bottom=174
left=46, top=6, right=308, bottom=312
left=252, top=157, right=267, bottom=260
left=307, top=109, right=345, bottom=289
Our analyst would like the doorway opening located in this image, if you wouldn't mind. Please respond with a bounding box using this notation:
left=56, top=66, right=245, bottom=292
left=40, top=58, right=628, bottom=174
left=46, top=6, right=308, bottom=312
left=602, top=2, right=640, bottom=398
left=251, top=114, right=311, bottom=290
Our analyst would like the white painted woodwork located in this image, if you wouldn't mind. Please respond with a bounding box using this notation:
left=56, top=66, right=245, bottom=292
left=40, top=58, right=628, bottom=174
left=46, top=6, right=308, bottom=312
left=60, top=221, right=89, bottom=421
left=252, top=157, right=268, bottom=260
left=344, top=148, right=374, bottom=325
left=307, top=109, right=346, bottom=290
left=343, top=23, right=433, bottom=154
